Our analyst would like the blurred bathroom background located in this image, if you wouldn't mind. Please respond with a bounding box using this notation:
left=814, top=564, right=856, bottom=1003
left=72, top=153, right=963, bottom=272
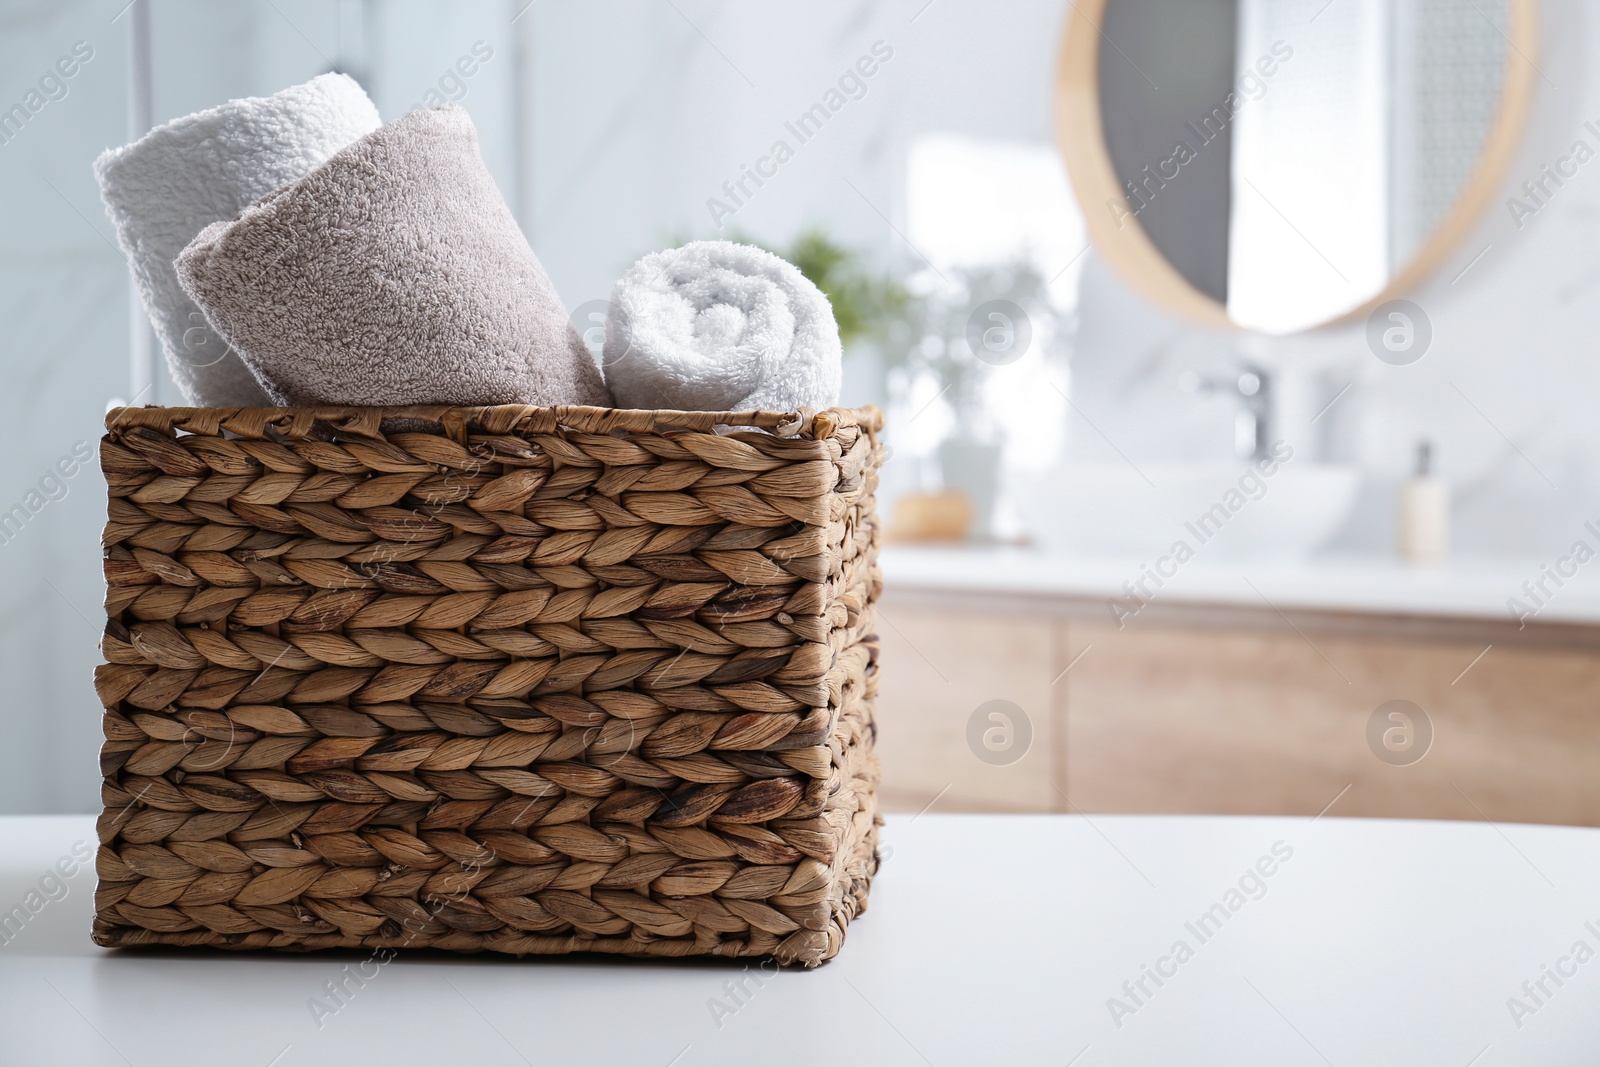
left=2, top=0, right=1596, bottom=820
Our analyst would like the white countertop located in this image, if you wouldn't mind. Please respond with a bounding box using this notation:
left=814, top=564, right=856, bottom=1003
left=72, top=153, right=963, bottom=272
left=5, top=812, right=1600, bottom=1064
left=882, top=545, right=1600, bottom=625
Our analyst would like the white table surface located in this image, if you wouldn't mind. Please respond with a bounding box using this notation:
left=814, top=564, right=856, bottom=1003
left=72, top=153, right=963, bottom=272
left=882, top=545, right=1600, bottom=625
left=4, top=812, right=1599, bottom=1065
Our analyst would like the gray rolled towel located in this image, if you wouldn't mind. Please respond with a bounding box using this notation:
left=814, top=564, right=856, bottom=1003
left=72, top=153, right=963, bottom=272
left=174, top=105, right=610, bottom=409
left=95, top=73, right=382, bottom=407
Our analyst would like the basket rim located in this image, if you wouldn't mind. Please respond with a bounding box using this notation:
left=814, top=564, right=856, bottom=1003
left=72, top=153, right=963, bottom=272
left=105, top=403, right=883, bottom=440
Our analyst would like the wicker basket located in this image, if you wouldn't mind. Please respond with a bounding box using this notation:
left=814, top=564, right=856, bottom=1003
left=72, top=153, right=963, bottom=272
left=91, top=403, right=882, bottom=967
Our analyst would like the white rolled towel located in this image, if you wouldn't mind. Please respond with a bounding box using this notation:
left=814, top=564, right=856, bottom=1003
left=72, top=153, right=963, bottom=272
left=603, top=241, right=842, bottom=412
left=95, top=73, right=381, bottom=407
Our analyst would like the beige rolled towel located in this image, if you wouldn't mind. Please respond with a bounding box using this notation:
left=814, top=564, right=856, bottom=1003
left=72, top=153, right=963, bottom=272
left=174, top=105, right=610, bottom=409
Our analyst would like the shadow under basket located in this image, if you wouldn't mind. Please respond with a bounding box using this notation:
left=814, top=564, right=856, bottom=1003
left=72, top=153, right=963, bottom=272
left=92, top=403, right=883, bottom=968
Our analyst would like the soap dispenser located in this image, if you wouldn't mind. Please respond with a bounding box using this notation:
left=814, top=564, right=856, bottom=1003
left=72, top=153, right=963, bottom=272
left=1399, top=440, right=1449, bottom=564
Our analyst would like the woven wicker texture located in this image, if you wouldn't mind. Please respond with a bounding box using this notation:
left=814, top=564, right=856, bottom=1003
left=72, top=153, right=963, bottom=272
left=92, top=403, right=882, bottom=967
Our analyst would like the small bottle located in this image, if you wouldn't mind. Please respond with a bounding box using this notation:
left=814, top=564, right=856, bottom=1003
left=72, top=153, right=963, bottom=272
left=1399, top=441, right=1449, bottom=564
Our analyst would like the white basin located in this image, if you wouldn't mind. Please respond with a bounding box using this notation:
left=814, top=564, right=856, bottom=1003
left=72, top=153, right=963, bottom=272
left=1014, top=461, right=1360, bottom=561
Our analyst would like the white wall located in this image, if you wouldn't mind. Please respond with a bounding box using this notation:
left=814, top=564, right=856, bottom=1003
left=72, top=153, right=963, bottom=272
left=522, top=0, right=1076, bottom=305
left=0, top=0, right=134, bottom=813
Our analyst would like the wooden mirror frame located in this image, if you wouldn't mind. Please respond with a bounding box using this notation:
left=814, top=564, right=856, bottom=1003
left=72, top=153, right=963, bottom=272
left=1055, top=0, right=1540, bottom=332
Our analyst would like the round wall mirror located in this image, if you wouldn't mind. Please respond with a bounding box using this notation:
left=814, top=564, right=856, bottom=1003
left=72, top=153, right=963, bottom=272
left=1056, top=0, right=1537, bottom=334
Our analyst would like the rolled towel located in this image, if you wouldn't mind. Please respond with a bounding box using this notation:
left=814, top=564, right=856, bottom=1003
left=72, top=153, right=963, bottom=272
left=95, top=73, right=381, bottom=407
left=174, top=105, right=610, bottom=410
left=603, top=241, right=842, bottom=412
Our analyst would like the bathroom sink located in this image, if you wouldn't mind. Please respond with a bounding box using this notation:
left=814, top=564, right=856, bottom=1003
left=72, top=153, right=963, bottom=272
left=1014, top=462, right=1361, bottom=561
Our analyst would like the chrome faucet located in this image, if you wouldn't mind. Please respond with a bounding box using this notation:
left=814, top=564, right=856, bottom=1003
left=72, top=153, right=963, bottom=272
left=1180, top=364, right=1272, bottom=461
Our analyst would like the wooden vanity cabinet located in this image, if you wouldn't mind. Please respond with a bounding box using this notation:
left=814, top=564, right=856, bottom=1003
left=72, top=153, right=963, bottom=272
left=875, top=589, right=1600, bottom=826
